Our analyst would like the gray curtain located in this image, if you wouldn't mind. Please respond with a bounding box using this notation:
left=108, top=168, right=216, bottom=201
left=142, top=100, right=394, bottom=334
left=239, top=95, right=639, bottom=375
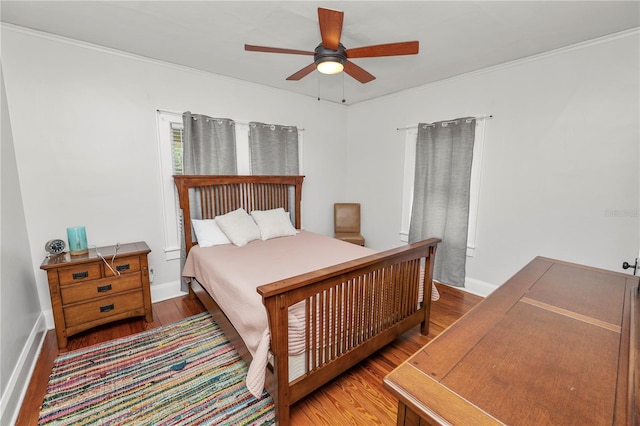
left=183, top=112, right=237, bottom=175
left=409, top=117, right=476, bottom=287
left=249, top=122, right=299, bottom=175
left=180, top=112, right=237, bottom=291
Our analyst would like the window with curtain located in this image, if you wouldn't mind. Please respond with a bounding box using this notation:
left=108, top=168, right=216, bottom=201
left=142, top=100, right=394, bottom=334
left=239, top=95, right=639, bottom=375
left=182, top=111, right=237, bottom=175
left=404, top=117, right=485, bottom=287
left=401, top=118, right=487, bottom=257
left=155, top=110, right=303, bottom=261
left=248, top=122, right=299, bottom=175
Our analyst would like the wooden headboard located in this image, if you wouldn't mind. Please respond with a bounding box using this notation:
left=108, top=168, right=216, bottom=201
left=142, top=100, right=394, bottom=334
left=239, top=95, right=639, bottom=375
left=173, top=175, right=304, bottom=254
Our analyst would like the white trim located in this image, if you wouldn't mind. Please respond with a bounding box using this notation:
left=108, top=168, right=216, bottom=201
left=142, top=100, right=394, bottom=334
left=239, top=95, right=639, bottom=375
left=463, top=277, right=498, bottom=297
left=163, top=246, right=181, bottom=261
left=436, top=277, right=497, bottom=299
left=155, top=111, right=183, bottom=261
left=399, top=126, right=417, bottom=241
left=0, top=313, right=47, bottom=426
left=433, top=277, right=497, bottom=299
left=150, top=280, right=187, bottom=303
left=467, top=118, right=487, bottom=256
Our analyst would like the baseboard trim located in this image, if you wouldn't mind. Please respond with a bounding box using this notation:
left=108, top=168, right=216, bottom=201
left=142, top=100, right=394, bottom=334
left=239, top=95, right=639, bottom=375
left=0, top=312, right=47, bottom=426
left=150, top=280, right=188, bottom=302
left=463, top=277, right=498, bottom=297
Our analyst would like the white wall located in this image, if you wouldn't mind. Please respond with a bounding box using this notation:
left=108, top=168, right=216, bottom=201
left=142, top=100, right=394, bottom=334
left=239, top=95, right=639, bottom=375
left=0, top=65, right=46, bottom=426
left=0, top=25, right=349, bottom=322
left=346, top=31, right=640, bottom=292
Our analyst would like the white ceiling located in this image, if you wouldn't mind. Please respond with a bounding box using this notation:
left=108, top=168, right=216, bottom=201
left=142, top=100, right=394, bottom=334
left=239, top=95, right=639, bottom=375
left=1, top=1, right=638, bottom=105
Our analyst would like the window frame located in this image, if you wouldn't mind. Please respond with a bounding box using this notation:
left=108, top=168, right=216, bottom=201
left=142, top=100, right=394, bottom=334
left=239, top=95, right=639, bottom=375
left=156, top=111, right=183, bottom=260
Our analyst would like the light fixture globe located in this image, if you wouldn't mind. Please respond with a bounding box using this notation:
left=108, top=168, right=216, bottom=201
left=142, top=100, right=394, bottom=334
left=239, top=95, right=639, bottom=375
left=314, top=43, right=347, bottom=75
left=317, top=60, right=344, bottom=74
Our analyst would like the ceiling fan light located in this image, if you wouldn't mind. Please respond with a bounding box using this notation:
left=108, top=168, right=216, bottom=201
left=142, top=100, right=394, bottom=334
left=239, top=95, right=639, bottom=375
left=316, top=59, right=344, bottom=74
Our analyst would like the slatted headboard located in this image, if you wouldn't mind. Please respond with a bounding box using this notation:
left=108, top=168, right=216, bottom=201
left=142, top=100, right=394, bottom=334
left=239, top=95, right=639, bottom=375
left=173, top=175, right=304, bottom=254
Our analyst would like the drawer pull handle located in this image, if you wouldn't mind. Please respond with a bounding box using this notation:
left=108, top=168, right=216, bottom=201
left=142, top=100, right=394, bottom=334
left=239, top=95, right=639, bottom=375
left=116, top=264, right=130, bottom=272
left=72, top=271, right=89, bottom=280
left=100, top=304, right=115, bottom=313
left=97, top=284, right=112, bottom=293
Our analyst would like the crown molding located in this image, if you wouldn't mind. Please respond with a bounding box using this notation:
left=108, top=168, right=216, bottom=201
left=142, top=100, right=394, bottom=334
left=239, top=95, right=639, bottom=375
left=2, top=22, right=637, bottom=107
left=353, top=26, right=639, bottom=107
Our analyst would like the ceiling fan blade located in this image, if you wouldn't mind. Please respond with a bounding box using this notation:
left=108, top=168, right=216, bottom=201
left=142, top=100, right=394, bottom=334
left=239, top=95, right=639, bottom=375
left=286, top=63, right=317, bottom=81
left=245, top=44, right=314, bottom=56
left=318, top=7, right=343, bottom=50
left=343, top=61, right=376, bottom=84
left=346, top=41, right=419, bottom=58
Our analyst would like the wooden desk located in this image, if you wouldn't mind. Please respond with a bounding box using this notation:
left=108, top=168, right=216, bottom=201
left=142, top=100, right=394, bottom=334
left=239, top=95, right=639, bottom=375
left=384, top=257, right=639, bottom=425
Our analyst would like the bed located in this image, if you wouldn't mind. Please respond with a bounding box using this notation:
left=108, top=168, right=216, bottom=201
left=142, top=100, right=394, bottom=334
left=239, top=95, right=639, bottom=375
left=174, top=175, right=440, bottom=425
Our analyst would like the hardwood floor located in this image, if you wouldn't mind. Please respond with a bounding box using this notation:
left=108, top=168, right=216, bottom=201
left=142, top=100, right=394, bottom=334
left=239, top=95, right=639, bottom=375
left=16, top=283, right=481, bottom=425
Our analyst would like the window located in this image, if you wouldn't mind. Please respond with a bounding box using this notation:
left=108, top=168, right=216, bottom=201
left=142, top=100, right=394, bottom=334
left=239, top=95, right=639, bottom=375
left=400, top=118, right=487, bottom=256
left=156, top=110, right=304, bottom=260
left=156, top=111, right=184, bottom=260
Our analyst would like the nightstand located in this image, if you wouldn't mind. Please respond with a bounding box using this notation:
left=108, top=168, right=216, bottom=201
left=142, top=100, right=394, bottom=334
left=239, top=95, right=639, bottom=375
left=40, top=241, right=153, bottom=348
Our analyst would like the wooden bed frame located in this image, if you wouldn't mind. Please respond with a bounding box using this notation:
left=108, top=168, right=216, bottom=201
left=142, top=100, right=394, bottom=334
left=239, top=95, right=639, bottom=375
left=174, top=175, right=439, bottom=425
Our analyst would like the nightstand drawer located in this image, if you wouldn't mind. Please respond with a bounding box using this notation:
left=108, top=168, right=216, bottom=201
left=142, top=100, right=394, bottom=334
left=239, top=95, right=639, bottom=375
left=64, top=291, right=144, bottom=327
left=58, top=263, right=102, bottom=285
left=104, top=256, right=141, bottom=277
left=60, top=273, right=142, bottom=305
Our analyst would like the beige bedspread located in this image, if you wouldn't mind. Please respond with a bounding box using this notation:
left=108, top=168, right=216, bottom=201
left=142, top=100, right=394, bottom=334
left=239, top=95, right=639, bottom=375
left=182, top=231, right=376, bottom=395
left=182, top=230, right=439, bottom=397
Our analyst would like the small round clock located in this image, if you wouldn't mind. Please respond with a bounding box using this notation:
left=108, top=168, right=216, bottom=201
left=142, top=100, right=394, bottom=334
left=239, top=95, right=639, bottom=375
left=45, top=239, right=66, bottom=255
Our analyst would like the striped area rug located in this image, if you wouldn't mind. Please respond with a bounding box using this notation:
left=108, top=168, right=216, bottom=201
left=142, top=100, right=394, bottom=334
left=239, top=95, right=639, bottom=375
left=38, top=312, right=274, bottom=425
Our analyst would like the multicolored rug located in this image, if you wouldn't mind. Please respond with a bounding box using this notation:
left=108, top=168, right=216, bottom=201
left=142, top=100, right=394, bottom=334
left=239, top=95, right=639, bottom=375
left=38, top=312, right=274, bottom=425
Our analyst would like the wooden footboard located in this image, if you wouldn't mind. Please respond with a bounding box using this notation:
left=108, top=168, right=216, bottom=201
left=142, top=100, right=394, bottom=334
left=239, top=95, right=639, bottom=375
left=258, top=238, right=439, bottom=425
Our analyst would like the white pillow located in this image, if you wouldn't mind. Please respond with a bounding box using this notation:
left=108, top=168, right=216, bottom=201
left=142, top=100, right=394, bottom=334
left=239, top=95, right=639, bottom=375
left=191, top=219, right=231, bottom=247
left=214, top=208, right=261, bottom=247
left=251, top=208, right=298, bottom=240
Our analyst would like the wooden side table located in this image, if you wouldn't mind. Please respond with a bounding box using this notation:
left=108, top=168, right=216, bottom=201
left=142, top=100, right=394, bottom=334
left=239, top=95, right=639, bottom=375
left=40, top=241, right=153, bottom=348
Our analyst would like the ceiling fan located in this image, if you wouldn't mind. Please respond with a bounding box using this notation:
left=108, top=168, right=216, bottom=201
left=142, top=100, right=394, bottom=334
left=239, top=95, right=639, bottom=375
left=245, top=7, right=419, bottom=84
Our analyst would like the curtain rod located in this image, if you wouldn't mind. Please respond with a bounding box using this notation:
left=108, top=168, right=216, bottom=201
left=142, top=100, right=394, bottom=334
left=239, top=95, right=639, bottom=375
left=396, top=114, right=493, bottom=131
left=156, top=108, right=305, bottom=131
